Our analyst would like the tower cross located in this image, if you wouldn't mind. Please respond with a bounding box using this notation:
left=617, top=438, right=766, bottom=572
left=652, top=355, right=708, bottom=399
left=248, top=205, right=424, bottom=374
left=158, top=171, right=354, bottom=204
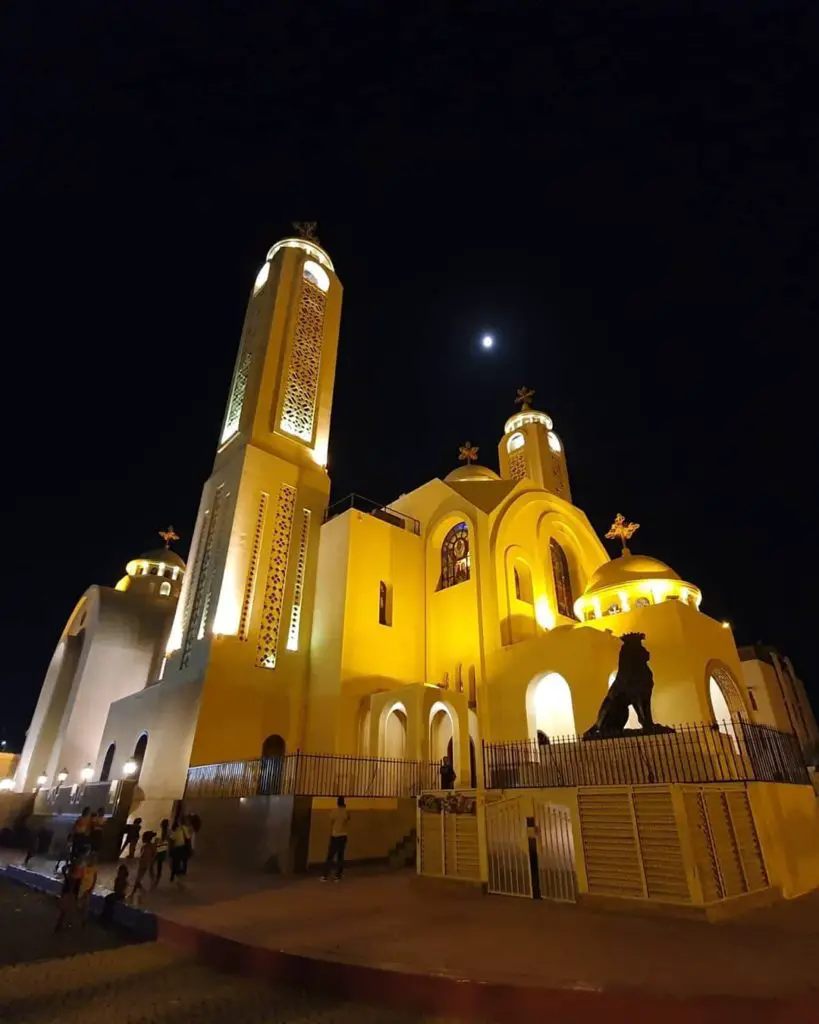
left=605, top=513, right=640, bottom=555
left=515, top=386, right=535, bottom=410
left=292, top=221, right=318, bottom=241
left=158, top=525, right=180, bottom=549
left=458, top=441, right=479, bottom=465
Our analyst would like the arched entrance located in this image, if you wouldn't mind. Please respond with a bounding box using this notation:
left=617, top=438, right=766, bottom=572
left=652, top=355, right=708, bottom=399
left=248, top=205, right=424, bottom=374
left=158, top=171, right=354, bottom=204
left=132, top=733, right=148, bottom=781
left=708, top=664, right=746, bottom=748
left=100, top=743, right=116, bottom=783
left=526, top=672, right=575, bottom=741
left=260, top=734, right=286, bottom=794
left=383, top=703, right=408, bottom=759
left=429, top=702, right=454, bottom=762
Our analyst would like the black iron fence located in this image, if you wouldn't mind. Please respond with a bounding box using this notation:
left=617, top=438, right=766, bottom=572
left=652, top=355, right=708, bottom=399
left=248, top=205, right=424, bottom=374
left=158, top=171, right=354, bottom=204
left=482, top=720, right=810, bottom=790
left=186, top=752, right=442, bottom=801
left=324, top=493, right=421, bottom=536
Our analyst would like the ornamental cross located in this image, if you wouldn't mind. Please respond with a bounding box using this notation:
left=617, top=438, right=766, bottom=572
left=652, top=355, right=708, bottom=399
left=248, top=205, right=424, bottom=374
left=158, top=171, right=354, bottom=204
left=605, top=513, right=640, bottom=554
left=158, top=525, right=180, bottom=549
left=458, top=441, right=479, bottom=465
left=292, top=221, right=318, bottom=241
left=515, top=386, right=535, bottom=410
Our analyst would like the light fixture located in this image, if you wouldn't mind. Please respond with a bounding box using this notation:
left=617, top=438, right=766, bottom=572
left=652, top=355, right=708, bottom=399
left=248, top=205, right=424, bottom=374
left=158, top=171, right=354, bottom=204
left=80, top=763, right=94, bottom=783
left=721, top=621, right=731, bottom=630
left=56, top=768, right=68, bottom=784
left=122, top=760, right=138, bottom=778
left=36, top=774, right=48, bottom=788
left=0, top=778, right=15, bottom=792
left=481, top=334, right=494, bottom=349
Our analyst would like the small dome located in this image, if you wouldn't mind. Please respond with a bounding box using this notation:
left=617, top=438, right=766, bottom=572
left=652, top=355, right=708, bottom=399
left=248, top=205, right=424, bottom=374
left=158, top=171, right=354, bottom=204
left=444, top=464, right=501, bottom=483
left=584, top=554, right=679, bottom=595
left=137, top=548, right=186, bottom=569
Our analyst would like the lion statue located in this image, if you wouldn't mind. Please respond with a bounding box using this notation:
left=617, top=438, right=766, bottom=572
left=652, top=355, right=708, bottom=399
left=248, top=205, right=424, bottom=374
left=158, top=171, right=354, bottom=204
left=583, top=632, right=673, bottom=739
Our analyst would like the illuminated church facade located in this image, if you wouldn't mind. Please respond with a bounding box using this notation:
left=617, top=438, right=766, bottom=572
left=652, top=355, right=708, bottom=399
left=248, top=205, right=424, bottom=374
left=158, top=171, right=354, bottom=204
left=14, top=232, right=819, bottom=901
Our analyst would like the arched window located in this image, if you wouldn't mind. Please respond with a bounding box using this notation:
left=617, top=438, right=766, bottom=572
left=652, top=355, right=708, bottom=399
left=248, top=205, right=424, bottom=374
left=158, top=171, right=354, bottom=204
left=159, top=581, right=172, bottom=597
left=550, top=538, right=575, bottom=619
left=259, top=734, right=286, bottom=794
left=439, top=522, right=470, bottom=590
left=526, top=673, right=575, bottom=741
left=100, top=743, right=116, bottom=783
left=378, top=581, right=393, bottom=626
left=513, top=561, right=533, bottom=603
left=131, top=733, right=148, bottom=780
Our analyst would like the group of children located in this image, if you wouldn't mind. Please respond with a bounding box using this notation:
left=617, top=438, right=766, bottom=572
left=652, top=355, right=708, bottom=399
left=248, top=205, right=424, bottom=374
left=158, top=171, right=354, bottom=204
left=53, top=809, right=199, bottom=931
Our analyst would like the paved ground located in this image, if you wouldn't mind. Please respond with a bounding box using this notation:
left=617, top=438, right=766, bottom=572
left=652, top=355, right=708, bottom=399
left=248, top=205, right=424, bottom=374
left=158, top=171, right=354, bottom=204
left=4, top=850, right=819, bottom=1005
left=0, top=879, right=467, bottom=1022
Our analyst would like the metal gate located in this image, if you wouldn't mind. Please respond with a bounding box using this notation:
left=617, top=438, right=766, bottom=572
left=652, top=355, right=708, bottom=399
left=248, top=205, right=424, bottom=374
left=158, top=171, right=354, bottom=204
left=485, top=797, right=533, bottom=897
left=534, top=800, right=577, bottom=902
left=684, top=787, right=769, bottom=902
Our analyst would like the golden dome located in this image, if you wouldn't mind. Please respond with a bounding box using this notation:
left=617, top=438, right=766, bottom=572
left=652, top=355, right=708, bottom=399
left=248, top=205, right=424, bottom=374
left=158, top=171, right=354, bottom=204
left=444, top=464, right=501, bottom=483
left=584, top=554, right=680, bottom=595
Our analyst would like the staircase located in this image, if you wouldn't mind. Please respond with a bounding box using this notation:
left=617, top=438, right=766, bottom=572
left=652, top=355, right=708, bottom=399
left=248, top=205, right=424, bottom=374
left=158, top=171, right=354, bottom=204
left=387, top=827, right=417, bottom=868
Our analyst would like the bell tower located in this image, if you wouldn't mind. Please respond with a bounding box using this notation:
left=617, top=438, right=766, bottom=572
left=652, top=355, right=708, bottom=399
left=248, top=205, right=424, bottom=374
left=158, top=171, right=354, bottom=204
left=163, top=226, right=343, bottom=765
left=498, top=388, right=572, bottom=501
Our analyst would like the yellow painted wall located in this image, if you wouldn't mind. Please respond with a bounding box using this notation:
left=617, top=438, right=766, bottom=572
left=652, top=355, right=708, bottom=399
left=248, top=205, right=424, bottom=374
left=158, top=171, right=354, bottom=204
left=306, top=796, right=416, bottom=865
left=748, top=782, right=819, bottom=899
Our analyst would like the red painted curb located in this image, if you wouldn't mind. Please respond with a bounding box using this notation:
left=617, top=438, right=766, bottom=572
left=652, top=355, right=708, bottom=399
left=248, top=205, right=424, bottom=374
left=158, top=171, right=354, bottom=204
left=156, top=916, right=818, bottom=1023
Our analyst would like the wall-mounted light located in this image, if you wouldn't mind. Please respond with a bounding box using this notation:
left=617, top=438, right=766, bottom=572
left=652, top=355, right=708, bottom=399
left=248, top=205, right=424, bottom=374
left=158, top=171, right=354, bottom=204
left=122, top=760, right=138, bottom=779
left=80, top=763, right=94, bottom=783
left=36, top=774, right=48, bottom=788
left=56, top=768, right=68, bottom=784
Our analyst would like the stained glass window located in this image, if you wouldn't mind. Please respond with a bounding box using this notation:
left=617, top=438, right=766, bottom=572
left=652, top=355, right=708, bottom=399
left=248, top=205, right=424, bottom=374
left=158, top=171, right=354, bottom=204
left=550, top=538, right=575, bottom=619
left=439, top=522, right=470, bottom=590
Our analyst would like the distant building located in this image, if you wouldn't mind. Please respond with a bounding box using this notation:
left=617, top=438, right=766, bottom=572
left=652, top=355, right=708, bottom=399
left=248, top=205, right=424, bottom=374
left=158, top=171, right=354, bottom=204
left=739, top=645, right=818, bottom=760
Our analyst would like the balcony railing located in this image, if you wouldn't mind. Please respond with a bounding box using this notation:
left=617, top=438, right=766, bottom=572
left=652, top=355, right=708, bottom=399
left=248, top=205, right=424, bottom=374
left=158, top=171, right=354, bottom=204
left=185, top=752, right=442, bottom=801
left=324, top=494, right=421, bottom=536
left=482, top=720, right=810, bottom=790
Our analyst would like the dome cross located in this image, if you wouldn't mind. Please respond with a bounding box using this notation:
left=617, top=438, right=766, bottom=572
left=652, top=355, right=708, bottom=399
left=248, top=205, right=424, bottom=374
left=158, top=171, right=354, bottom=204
left=158, top=525, right=180, bottom=549
left=605, top=513, right=640, bottom=556
left=458, top=441, right=480, bottom=465
left=515, top=386, right=535, bottom=410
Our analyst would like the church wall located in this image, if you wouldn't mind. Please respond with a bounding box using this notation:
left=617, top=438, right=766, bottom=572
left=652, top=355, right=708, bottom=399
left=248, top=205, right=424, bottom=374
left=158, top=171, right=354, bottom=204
left=304, top=510, right=425, bottom=755
left=48, top=590, right=170, bottom=785
left=747, top=782, right=819, bottom=899
left=741, top=660, right=790, bottom=732
left=95, top=673, right=202, bottom=828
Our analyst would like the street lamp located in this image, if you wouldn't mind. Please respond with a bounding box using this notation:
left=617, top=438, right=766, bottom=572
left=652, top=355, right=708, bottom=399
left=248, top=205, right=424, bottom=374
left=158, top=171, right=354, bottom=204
left=35, top=774, right=48, bottom=788
left=122, top=760, right=138, bottom=779
left=80, top=763, right=94, bottom=783
left=56, top=768, right=68, bottom=784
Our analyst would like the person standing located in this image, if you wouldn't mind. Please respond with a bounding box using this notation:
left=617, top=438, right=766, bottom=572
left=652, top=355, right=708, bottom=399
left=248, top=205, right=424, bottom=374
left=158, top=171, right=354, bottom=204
left=120, top=817, right=142, bottom=859
left=169, top=817, right=191, bottom=883
left=439, top=756, right=456, bottom=790
left=321, top=796, right=350, bottom=882
left=151, top=819, right=170, bottom=887
left=89, top=808, right=106, bottom=853
left=71, top=807, right=92, bottom=859
left=130, top=831, right=156, bottom=901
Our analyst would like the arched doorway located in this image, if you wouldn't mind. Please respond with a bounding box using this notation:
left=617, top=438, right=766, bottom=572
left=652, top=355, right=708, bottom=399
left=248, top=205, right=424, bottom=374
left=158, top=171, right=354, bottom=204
left=708, top=665, right=745, bottom=748
left=526, top=672, right=575, bottom=742
left=260, top=734, right=286, bottom=794
left=383, top=703, right=408, bottom=759
left=429, top=703, right=454, bottom=762
left=132, top=733, right=148, bottom=781
left=100, top=743, right=116, bottom=783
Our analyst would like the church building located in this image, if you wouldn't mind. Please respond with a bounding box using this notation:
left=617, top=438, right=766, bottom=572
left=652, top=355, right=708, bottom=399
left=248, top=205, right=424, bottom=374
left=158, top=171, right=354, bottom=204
left=13, top=230, right=819, bottom=912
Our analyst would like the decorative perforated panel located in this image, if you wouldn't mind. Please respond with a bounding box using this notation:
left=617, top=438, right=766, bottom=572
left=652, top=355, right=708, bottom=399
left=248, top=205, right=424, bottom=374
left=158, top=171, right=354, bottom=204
left=220, top=351, right=252, bottom=445
left=255, top=483, right=296, bottom=669
left=286, top=508, right=311, bottom=652
left=508, top=448, right=526, bottom=481
left=239, top=492, right=268, bottom=641
left=181, top=486, right=225, bottom=668
left=279, top=280, right=326, bottom=442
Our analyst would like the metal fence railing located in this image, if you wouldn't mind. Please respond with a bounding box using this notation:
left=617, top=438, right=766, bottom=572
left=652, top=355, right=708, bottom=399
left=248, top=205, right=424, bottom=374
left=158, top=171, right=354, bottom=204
left=324, top=493, right=421, bottom=536
left=482, top=720, right=810, bottom=790
left=185, top=752, right=442, bottom=801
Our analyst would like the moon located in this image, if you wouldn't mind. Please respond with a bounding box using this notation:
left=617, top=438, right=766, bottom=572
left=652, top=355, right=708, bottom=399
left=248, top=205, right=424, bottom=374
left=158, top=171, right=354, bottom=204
left=481, top=334, right=494, bottom=349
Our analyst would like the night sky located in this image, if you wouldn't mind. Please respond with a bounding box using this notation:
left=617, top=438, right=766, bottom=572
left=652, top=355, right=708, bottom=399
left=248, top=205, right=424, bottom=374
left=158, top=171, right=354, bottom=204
left=2, top=5, right=817, bottom=747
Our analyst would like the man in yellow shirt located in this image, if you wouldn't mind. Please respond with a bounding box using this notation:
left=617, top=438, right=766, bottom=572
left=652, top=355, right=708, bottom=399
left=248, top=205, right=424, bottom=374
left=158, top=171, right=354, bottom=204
left=321, top=796, right=350, bottom=882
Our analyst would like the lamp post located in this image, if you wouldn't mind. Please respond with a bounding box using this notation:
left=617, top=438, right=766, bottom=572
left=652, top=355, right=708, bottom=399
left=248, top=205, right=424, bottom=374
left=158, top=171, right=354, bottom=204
left=0, top=778, right=14, bottom=792
left=122, top=760, right=138, bottom=779
left=80, top=763, right=94, bottom=784
left=35, top=773, right=48, bottom=789
left=56, top=768, right=68, bottom=785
